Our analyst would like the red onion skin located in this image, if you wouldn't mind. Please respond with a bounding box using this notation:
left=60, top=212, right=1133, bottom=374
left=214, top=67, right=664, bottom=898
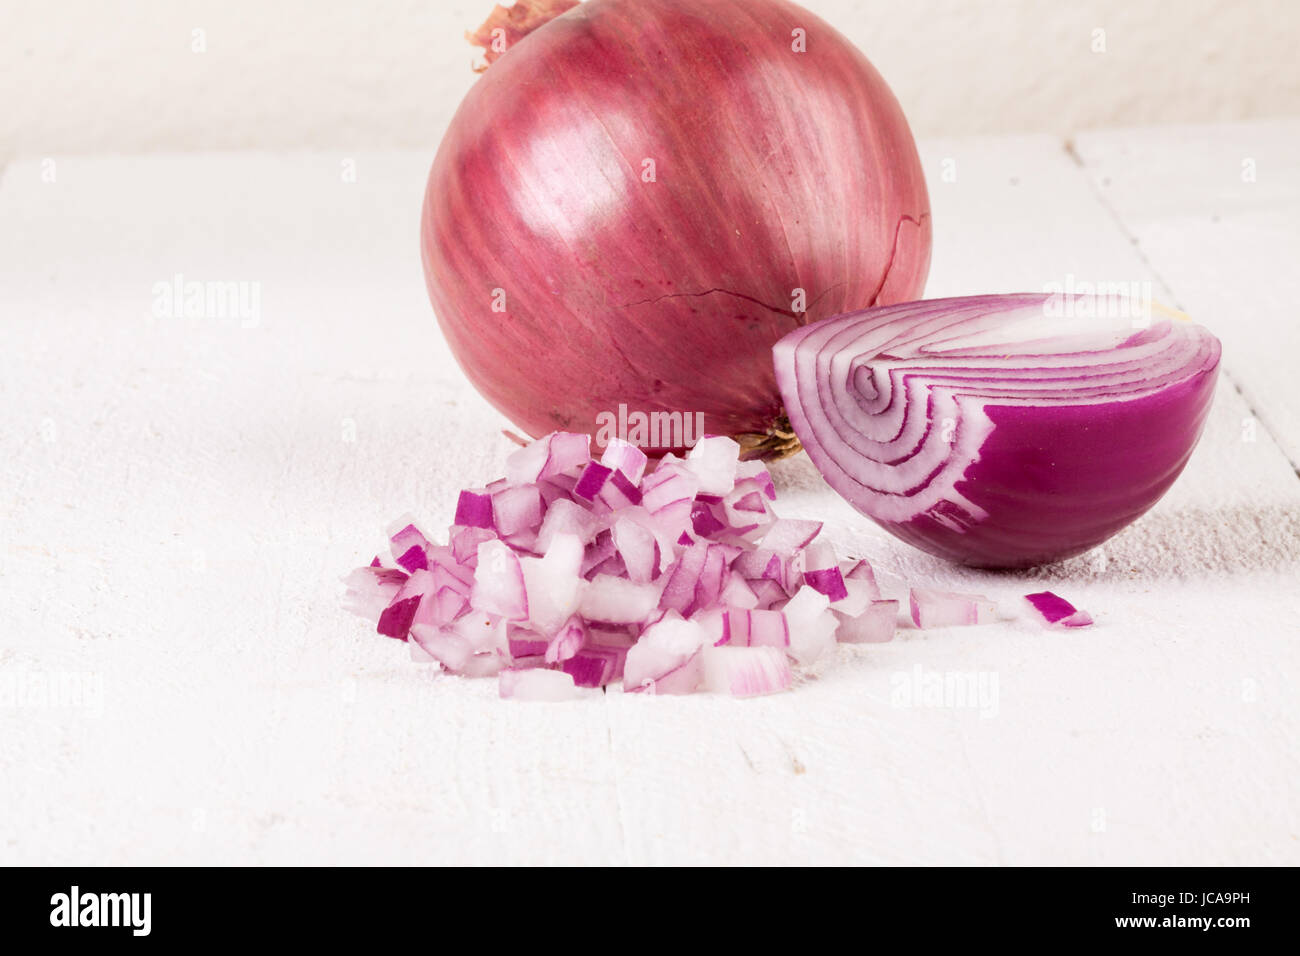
left=422, top=0, right=930, bottom=454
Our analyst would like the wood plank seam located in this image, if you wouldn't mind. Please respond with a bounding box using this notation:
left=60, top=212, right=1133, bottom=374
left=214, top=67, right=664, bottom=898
left=1063, top=136, right=1300, bottom=480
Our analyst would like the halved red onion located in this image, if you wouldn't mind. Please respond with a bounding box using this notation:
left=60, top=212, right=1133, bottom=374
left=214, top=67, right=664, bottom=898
left=1024, top=591, right=1094, bottom=628
left=774, top=293, right=1221, bottom=567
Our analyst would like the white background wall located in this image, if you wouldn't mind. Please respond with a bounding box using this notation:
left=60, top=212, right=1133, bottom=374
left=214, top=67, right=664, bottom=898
left=2, top=0, right=1297, bottom=159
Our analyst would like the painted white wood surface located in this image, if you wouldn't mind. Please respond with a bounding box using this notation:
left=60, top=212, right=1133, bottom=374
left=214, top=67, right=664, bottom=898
left=1072, top=118, right=1300, bottom=468
left=1, top=122, right=1297, bottom=865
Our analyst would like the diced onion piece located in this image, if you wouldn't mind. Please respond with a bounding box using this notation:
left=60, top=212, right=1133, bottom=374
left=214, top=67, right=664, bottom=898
left=450, top=524, right=495, bottom=564
left=658, top=544, right=709, bottom=615
left=640, top=461, right=699, bottom=515
left=723, top=608, right=789, bottom=647
left=506, top=624, right=549, bottom=661
left=719, top=574, right=759, bottom=610
left=491, top=484, right=544, bottom=536
left=562, top=625, right=635, bottom=687
left=498, top=668, right=581, bottom=701
left=519, top=533, right=584, bottom=634
left=386, top=519, right=431, bottom=572
left=801, top=541, right=848, bottom=601
left=690, top=499, right=727, bottom=538
left=611, top=514, right=658, bottom=584
left=409, top=623, right=472, bottom=670
left=748, top=578, right=788, bottom=611
left=377, top=596, right=421, bottom=640
left=536, top=497, right=603, bottom=552
left=459, top=652, right=507, bottom=678
left=1024, top=591, right=1094, bottom=628
left=685, top=435, right=740, bottom=495
left=454, top=490, right=494, bottom=530
left=573, top=461, right=612, bottom=501
left=692, top=606, right=726, bottom=647
left=505, top=431, right=591, bottom=486
left=342, top=566, right=408, bottom=621
left=597, top=468, right=642, bottom=509
left=702, top=644, right=792, bottom=697
left=451, top=609, right=505, bottom=653
left=782, top=586, right=838, bottom=664
left=411, top=584, right=468, bottom=629
left=600, top=438, right=648, bottom=485
left=835, top=600, right=898, bottom=643
left=842, top=559, right=881, bottom=596
left=736, top=460, right=777, bottom=500
left=624, top=614, right=706, bottom=694
left=471, top=539, right=529, bottom=620
left=909, top=587, right=998, bottom=627
left=505, top=437, right=551, bottom=486
left=579, top=574, right=663, bottom=624
left=543, top=432, right=592, bottom=479
left=760, top=519, right=823, bottom=553
left=545, top=615, right=587, bottom=663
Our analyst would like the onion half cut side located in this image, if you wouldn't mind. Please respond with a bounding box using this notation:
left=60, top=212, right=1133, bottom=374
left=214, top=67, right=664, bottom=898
left=773, top=293, right=1221, bottom=568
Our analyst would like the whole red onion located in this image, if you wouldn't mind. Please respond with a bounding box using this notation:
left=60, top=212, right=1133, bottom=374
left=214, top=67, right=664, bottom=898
left=421, top=0, right=930, bottom=456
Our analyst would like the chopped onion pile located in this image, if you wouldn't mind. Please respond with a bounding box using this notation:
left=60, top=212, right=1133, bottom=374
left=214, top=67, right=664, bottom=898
left=344, top=433, right=1103, bottom=699
left=344, top=433, right=906, bottom=698
left=774, top=293, right=1221, bottom=568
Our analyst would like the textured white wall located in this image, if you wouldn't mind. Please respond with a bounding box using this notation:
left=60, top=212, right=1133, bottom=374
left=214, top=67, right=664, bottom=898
left=2, top=0, right=1297, bottom=159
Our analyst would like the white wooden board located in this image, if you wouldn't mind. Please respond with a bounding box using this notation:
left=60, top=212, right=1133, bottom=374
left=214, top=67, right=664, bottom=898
left=1, top=125, right=1297, bottom=865
left=1072, top=118, right=1300, bottom=468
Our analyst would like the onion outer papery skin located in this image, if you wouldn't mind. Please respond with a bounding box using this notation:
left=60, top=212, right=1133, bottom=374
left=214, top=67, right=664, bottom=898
left=421, top=0, right=930, bottom=455
left=773, top=294, right=1221, bottom=568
